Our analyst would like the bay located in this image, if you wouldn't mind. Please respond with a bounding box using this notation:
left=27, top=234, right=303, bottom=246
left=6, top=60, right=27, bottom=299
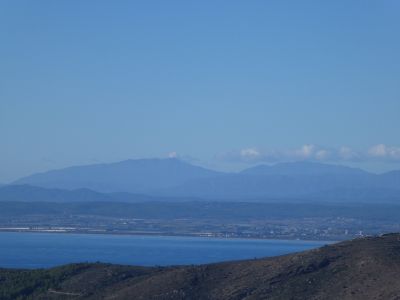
left=0, top=232, right=328, bottom=269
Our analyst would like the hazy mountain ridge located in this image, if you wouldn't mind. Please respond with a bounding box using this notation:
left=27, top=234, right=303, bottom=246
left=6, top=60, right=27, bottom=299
left=14, top=158, right=222, bottom=193
left=0, top=184, right=197, bottom=203
left=240, top=161, right=369, bottom=176
left=1, top=234, right=400, bottom=300
left=11, top=159, right=400, bottom=201
left=155, top=172, right=400, bottom=201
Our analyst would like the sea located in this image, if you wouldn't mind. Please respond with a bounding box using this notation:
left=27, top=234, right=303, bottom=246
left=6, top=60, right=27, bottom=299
left=0, top=232, right=328, bottom=269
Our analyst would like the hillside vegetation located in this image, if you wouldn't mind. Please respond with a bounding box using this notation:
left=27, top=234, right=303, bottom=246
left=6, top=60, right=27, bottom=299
left=1, top=233, right=400, bottom=299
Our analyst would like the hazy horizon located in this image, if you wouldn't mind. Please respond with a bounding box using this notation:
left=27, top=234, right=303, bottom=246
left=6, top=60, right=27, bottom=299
left=2, top=157, right=398, bottom=185
left=1, top=1, right=400, bottom=182
left=1, top=3, right=399, bottom=298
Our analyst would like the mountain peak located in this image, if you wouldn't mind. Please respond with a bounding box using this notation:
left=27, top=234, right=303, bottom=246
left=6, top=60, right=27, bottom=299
left=14, top=158, right=221, bottom=193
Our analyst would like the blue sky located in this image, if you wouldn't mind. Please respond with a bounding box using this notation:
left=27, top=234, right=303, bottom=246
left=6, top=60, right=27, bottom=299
left=1, top=1, right=400, bottom=182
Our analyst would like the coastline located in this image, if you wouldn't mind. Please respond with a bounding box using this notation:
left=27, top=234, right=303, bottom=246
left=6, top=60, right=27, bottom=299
left=0, top=227, right=339, bottom=242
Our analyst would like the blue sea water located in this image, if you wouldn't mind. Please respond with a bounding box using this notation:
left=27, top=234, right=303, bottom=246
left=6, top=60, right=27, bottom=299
left=0, top=232, right=328, bottom=269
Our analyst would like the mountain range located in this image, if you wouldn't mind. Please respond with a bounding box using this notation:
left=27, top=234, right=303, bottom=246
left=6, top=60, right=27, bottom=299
left=0, top=184, right=188, bottom=203
left=14, top=158, right=221, bottom=194
left=9, top=158, right=400, bottom=202
left=2, top=233, right=400, bottom=299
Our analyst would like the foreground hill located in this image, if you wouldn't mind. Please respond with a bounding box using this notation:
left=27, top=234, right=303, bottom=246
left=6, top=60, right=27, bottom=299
left=1, top=234, right=400, bottom=299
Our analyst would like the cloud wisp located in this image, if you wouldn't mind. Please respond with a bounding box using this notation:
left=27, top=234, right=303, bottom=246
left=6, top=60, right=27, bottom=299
left=218, top=144, right=400, bottom=164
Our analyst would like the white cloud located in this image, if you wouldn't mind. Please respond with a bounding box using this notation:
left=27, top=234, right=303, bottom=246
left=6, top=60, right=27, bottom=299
left=368, top=144, right=387, bottom=157
left=240, top=148, right=260, bottom=159
left=167, top=151, right=178, bottom=158
left=218, top=144, right=400, bottom=164
left=294, top=144, right=315, bottom=159
left=368, top=144, right=400, bottom=160
left=338, top=146, right=359, bottom=160
left=315, top=149, right=330, bottom=160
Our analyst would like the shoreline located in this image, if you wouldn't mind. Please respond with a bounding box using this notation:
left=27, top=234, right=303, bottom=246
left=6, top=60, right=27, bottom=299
left=0, top=227, right=340, bottom=242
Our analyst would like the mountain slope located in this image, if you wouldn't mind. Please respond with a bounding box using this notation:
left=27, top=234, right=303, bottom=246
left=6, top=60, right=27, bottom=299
left=14, top=158, right=222, bottom=193
left=1, top=234, right=400, bottom=299
left=159, top=163, right=400, bottom=200
left=12, top=160, right=400, bottom=200
left=0, top=185, right=113, bottom=202
left=240, top=161, right=369, bottom=176
left=157, top=172, right=383, bottom=200
left=0, top=185, right=193, bottom=203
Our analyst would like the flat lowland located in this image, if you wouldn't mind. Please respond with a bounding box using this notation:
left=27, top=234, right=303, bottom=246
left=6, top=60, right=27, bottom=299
left=1, top=233, right=400, bottom=299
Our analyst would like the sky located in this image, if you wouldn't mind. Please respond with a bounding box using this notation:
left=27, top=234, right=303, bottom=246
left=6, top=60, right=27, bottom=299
left=1, top=1, right=400, bottom=182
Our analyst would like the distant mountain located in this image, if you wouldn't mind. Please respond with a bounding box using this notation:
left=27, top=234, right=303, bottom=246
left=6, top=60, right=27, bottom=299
left=2, top=234, right=400, bottom=300
left=14, top=158, right=222, bottom=193
left=0, top=185, right=109, bottom=203
left=377, top=170, right=400, bottom=188
left=157, top=165, right=400, bottom=200
left=12, top=159, right=400, bottom=201
left=0, top=184, right=178, bottom=203
left=155, top=173, right=375, bottom=199
left=240, top=161, right=368, bottom=176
